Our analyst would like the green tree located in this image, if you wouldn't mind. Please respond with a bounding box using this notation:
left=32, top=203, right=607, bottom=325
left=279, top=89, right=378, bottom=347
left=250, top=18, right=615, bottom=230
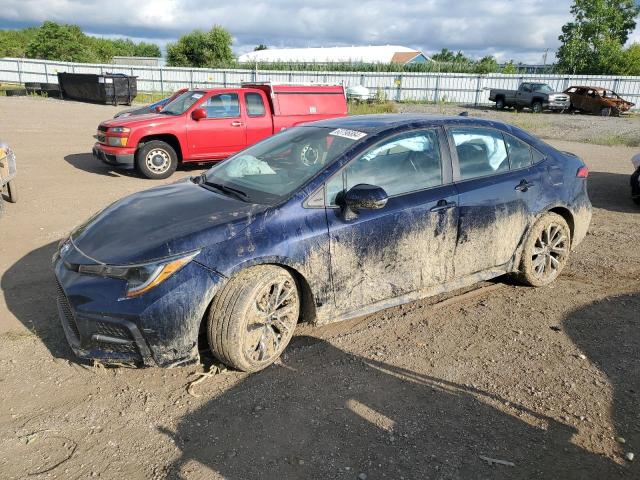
left=0, top=27, right=39, bottom=57
left=254, top=44, right=268, bottom=51
left=474, top=55, right=498, bottom=74
left=501, top=60, right=518, bottom=74
left=557, top=0, right=640, bottom=74
left=25, top=21, right=97, bottom=62
left=135, top=42, right=161, bottom=57
left=167, top=25, right=233, bottom=67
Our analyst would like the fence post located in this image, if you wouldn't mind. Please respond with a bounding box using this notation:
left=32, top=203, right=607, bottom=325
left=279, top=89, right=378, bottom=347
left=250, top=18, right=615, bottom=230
left=43, top=62, right=48, bottom=84
left=434, top=75, right=440, bottom=103
left=159, top=68, right=164, bottom=95
left=360, top=74, right=365, bottom=86
left=223, top=70, right=227, bottom=87
left=17, top=59, right=22, bottom=85
left=613, top=78, right=621, bottom=93
left=395, top=74, right=403, bottom=101
left=563, top=77, right=570, bottom=91
left=474, top=75, right=483, bottom=106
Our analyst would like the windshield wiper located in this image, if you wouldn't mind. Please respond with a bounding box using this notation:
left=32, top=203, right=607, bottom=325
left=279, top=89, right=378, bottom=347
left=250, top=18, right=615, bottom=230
left=201, top=178, right=249, bottom=201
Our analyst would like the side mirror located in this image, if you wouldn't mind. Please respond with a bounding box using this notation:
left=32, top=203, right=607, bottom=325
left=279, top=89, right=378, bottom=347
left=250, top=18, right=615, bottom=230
left=155, top=105, right=163, bottom=112
left=341, top=184, right=388, bottom=220
left=191, top=108, right=207, bottom=121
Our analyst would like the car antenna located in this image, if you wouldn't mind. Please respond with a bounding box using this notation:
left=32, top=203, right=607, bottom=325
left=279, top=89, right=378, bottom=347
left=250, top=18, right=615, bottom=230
left=458, top=111, right=469, bottom=117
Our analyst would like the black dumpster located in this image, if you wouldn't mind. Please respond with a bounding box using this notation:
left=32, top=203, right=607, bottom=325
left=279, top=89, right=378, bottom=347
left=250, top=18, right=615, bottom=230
left=57, top=72, right=137, bottom=105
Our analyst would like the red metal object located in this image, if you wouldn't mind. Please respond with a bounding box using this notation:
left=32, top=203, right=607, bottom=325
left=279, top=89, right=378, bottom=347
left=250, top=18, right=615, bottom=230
left=94, top=84, right=348, bottom=164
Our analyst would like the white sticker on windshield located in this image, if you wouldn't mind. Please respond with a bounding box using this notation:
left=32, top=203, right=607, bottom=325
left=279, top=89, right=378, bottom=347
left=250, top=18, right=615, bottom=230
left=192, top=93, right=203, bottom=99
left=329, top=128, right=367, bottom=140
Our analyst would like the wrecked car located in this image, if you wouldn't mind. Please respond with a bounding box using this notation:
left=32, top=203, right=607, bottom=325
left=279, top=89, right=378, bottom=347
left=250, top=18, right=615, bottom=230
left=563, top=86, right=635, bottom=116
left=53, top=115, right=592, bottom=372
left=0, top=142, right=17, bottom=205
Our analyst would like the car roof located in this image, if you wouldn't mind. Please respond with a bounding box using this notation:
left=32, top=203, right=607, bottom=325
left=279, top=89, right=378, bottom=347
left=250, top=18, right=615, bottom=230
left=567, top=85, right=605, bottom=91
left=305, top=114, right=511, bottom=132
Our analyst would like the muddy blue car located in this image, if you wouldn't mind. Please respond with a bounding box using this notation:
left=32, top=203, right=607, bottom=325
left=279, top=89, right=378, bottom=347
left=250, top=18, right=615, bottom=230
left=53, top=114, right=592, bottom=371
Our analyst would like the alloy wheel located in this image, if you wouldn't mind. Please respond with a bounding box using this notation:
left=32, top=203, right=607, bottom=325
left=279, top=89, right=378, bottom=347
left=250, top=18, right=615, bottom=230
left=531, top=223, right=568, bottom=279
left=244, top=278, right=298, bottom=363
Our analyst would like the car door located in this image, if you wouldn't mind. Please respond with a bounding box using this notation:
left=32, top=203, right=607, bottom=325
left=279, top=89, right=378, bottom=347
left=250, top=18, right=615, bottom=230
left=186, top=92, right=247, bottom=160
left=324, top=128, right=458, bottom=313
left=448, top=127, right=540, bottom=278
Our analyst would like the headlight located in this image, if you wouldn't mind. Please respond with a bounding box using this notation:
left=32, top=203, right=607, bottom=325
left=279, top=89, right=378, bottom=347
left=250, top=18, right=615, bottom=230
left=107, top=136, right=128, bottom=147
left=109, top=127, right=130, bottom=133
left=78, top=251, right=200, bottom=298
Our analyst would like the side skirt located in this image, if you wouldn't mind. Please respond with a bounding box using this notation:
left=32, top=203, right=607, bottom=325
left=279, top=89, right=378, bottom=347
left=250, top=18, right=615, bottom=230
left=315, top=266, right=509, bottom=326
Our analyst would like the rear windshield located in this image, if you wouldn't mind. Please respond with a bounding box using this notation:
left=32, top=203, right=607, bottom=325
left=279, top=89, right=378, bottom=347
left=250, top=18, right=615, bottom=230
left=160, top=91, right=206, bottom=115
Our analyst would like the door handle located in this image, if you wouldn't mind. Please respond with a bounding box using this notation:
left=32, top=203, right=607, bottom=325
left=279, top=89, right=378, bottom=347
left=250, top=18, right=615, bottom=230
left=231, top=121, right=244, bottom=127
left=430, top=199, right=456, bottom=212
left=515, top=179, right=535, bottom=192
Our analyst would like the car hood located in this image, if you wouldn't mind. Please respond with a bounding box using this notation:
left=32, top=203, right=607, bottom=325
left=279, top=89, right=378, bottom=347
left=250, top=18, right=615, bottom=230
left=70, top=180, right=267, bottom=265
left=100, top=112, right=177, bottom=129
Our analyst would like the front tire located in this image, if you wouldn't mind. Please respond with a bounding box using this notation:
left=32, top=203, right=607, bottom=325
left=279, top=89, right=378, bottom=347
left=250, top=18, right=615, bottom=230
left=531, top=101, right=543, bottom=114
left=600, top=107, right=612, bottom=117
left=208, top=266, right=300, bottom=372
left=135, top=140, right=178, bottom=179
left=515, top=212, right=571, bottom=287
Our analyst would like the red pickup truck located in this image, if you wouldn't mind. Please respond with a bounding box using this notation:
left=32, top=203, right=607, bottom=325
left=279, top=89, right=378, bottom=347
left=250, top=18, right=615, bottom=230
left=93, top=83, right=348, bottom=179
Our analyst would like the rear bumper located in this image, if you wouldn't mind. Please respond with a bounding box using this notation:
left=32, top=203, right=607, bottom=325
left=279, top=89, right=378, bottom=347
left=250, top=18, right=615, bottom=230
left=93, top=143, right=135, bottom=168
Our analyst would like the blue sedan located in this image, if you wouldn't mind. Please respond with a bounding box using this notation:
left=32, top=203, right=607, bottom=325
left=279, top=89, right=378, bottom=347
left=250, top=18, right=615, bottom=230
left=53, top=115, right=592, bottom=371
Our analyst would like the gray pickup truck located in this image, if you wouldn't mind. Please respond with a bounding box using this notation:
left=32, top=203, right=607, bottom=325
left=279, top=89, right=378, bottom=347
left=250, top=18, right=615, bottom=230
left=489, top=82, right=570, bottom=113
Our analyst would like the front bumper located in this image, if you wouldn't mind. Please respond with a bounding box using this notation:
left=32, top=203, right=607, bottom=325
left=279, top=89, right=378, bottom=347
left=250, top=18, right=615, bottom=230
left=53, top=252, right=223, bottom=367
left=93, top=143, right=135, bottom=168
left=547, top=99, right=571, bottom=110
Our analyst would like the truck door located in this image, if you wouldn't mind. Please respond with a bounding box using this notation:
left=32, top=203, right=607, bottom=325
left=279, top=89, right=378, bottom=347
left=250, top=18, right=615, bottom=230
left=186, top=92, right=246, bottom=160
left=516, top=83, right=532, bottom=107
left=244, top=92, right=274, bottom=146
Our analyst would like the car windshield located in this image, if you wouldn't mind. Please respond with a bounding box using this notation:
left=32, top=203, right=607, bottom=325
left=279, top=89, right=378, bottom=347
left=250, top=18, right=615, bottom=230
left=160, top=91, right=205, bottom=115
left=203, top=126, right=365, bottom=204
left=532, top=84, right=553, bottom=93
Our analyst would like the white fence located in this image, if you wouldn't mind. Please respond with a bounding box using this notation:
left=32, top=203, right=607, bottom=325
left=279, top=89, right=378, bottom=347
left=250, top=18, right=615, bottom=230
left=3, top=57, right=640, bottom=106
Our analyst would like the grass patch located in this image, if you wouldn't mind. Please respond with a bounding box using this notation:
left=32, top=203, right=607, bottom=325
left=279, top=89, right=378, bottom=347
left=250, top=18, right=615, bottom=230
left=585, top=133, right=640, bottom=148
left=133, top=91, right=167, bottom=104
left=348, top=101, right=396, bottom=115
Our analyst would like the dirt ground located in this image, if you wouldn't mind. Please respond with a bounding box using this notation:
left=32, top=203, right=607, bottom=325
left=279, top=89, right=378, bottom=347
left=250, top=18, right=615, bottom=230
left=0, top=96, right=639, bottom=479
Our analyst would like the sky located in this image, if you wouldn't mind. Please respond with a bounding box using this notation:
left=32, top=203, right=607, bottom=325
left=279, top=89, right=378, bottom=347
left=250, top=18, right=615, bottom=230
left=1, top=0, right=639, bottom=63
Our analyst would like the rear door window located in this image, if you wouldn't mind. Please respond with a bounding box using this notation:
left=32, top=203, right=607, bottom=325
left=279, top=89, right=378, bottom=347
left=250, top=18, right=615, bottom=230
left=245, top=93, right=266, bottom=117
left=450, top=128, right=508, bottom=180
left=504, top=134, right=532, bottom=170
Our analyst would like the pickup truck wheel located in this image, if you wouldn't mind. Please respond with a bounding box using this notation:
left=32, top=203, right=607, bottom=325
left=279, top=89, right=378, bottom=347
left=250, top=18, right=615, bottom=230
left=207, top=266, right=300, bottom=372
left=531, top=101, right=543, bottom=114
left=4, top=179, right=17, bottom=203
left=495, top=98, right=505, bottom=110
left=136, top=141, right=178, bottom=179
left=514, top=212, right=571, bottom=287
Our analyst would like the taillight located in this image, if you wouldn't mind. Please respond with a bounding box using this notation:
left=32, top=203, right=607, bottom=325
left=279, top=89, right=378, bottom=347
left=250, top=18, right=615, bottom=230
left=576, top=166, right=589, bottom=178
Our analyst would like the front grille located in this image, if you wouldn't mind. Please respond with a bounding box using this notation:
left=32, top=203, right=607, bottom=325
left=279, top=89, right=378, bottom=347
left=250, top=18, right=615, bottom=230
left=55, top=280, right=80, bottom=341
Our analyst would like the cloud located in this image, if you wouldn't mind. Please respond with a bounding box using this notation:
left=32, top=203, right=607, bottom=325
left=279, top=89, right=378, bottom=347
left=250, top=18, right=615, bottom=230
left=0, top=0, right=577, bottom=63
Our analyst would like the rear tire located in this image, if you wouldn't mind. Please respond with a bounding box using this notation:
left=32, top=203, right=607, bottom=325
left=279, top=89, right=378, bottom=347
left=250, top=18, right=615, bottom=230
left=515, top=212, right=571, bottom=287
left=135, top=140, right=177, bottom=180
left=496, top=97, right=505, bottom=110
left=207, top=266, right=300, bottom=372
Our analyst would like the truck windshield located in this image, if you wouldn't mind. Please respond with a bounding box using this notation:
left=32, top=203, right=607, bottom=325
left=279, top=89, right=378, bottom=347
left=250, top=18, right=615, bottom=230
left=202, top=126, right=364, bottom=204
left=160, top=91, right=206, bottom=115
left=532, top=84, right=553, bottom=93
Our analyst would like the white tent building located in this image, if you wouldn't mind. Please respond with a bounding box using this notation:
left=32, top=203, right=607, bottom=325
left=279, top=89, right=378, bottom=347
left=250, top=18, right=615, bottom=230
left=238, top=45, right=430, bottom=65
